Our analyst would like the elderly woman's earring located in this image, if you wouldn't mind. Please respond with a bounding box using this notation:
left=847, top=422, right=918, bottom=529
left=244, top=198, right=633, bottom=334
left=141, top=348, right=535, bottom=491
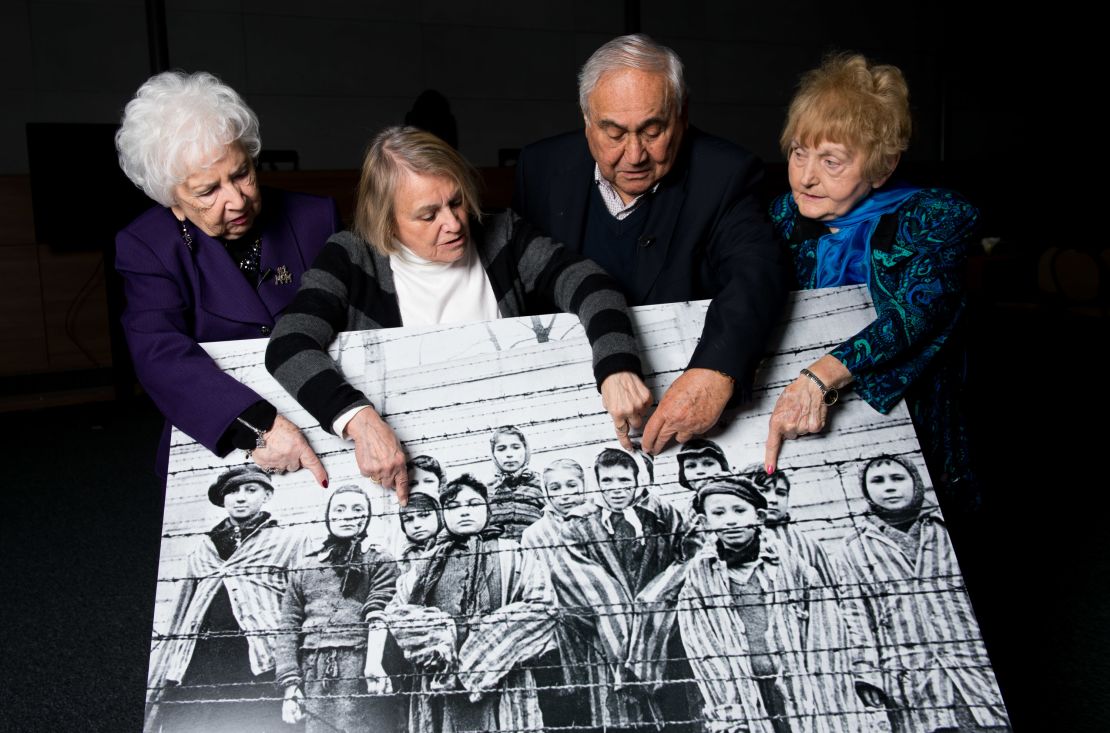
left=178, top=220, right=194, bottom=252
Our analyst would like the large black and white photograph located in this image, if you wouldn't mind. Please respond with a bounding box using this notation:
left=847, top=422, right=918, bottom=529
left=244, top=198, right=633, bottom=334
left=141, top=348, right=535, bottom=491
left=145, top=290, right=1009, bottom=733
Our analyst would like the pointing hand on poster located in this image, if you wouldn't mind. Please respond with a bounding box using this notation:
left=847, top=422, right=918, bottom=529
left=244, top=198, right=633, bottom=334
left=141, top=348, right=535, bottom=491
left=764, top=355, right=852, bottom=472
left=641, top=368, right=733, bottom=454
left=345, top=407, right=410, bottom=505
left=600, top=371, right=654, bottom=450
left=251, top=415, right=329, bottom=487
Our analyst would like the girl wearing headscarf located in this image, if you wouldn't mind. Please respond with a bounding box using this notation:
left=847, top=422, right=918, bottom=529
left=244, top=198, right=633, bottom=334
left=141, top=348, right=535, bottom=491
left=274, top=485, right=400, bottom=732
left=377, top=474, right=555, bottom=733
left=486, top=426, right=545, bottom=539
left=836, top=456, right=1009, bottom=732
left=398, top=485, right=443, bottom=572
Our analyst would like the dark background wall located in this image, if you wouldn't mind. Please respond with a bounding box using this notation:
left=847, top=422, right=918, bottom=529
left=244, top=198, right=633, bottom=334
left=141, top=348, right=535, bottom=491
left=1, top=0, right=1021, bottom=173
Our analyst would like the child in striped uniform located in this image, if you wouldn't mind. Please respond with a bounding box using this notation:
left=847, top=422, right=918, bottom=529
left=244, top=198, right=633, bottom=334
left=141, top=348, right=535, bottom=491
left=633, top=475, right=835, bottom=733
left=381, top=474, right=556, bottom=733
left=748, top=465, right=877, bottom=733
left=836, top=455, right=1010, bottom=732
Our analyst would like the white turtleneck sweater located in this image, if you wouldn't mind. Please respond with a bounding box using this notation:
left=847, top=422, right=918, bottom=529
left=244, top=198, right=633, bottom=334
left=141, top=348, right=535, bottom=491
left=332, top=241, right=500, bottom=438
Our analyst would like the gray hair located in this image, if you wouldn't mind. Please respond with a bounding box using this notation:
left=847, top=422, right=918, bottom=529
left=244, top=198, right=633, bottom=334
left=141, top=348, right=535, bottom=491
left=578, top=34, right=687, bottom=120
left=115, top=71, right=262, bottom=207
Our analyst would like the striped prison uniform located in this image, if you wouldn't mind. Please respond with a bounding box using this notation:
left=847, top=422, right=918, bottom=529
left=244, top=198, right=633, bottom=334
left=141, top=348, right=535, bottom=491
left=266, top=210, right=643, bottom=434
left=767, top=521, right=876, bottom=732
left=548, top=492, right=686, bottom=727
left=631, top=536, right=837, bottom=733
left=148, top=517, right=304, bottom=701
left=835, top=509, right=1010, bottom=732
left=380, top=536, right=556, bottom=733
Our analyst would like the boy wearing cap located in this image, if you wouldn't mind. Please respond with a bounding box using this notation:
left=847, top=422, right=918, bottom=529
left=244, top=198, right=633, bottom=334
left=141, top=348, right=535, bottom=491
left=147, top=465, right=303, bottom=731
left=633, top=476, right=832, bottom=733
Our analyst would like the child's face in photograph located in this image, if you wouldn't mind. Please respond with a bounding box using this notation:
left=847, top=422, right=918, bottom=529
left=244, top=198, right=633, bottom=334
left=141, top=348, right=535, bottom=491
left=442, top=486, right=489, bottom=536
left=756, top=478, right=790, bottom=523
left=222, top=482, right=271, bottom=523
left=492, top=434, right=526, bottom=473
left=701, top=493, right=762, bottom=549
left=682, top=455, right=725, bottom=490
left=543, top=467, right=586, bottom=516
left=409, top=467, right=441, bottom=494
left=864, top=461, right=916, bottom=511
left=597, top=464, right=638, bottom=511
left=328, top=493, right=370, bottom=539
left=401, top=507, right=440, bottom=542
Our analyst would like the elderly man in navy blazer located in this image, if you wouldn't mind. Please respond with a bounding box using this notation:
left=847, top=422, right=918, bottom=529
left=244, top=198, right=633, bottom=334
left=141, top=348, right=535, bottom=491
left=513, top=34, right=785, bottom=454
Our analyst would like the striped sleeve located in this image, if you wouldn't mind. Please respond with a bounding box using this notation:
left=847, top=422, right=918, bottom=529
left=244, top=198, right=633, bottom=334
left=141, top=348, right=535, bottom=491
left=266, top=233, right=375, bottom=432
left=456, top=545, right=556, bottom=695
left=488, top=211, right=642, bottom=387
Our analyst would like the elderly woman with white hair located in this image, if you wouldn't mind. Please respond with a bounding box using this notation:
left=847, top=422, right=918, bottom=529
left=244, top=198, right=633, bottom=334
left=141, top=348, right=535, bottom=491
left=115, top=71, right=338, bottom=484
left=266, top=126, right=653, bottom=502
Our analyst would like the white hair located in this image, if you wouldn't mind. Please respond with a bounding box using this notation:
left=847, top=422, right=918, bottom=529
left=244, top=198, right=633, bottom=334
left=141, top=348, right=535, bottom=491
left=577, top=34, right=687, bottom=120
left=115, top=71, right=261, bottom=207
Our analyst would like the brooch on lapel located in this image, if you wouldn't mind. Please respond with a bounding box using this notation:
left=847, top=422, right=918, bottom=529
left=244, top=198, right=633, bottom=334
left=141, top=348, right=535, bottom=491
left=274, top=265, right=293, bottom=285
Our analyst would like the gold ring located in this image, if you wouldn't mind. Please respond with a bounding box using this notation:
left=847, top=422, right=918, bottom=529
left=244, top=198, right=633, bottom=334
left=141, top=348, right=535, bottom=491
left=615, top=421, right=630, bottom=434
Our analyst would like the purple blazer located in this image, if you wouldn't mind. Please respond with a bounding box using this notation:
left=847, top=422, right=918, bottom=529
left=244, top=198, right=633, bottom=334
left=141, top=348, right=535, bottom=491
left=115, top=188, right=340, bottom=478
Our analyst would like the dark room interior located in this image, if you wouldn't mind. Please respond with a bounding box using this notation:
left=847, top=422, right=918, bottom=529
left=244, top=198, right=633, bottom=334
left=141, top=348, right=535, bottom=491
left=1, top=1, right=1102, bottom=731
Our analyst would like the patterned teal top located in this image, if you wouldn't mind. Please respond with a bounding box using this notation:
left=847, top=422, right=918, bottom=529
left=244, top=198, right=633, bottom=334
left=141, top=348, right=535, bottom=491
left=770, top=188, right=979, bottom=490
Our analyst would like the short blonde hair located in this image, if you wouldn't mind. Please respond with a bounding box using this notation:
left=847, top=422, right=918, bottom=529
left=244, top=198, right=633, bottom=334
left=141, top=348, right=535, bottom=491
left=780, top=53, right=911, bottom=183
left=354, top=126, right=482, bottom=255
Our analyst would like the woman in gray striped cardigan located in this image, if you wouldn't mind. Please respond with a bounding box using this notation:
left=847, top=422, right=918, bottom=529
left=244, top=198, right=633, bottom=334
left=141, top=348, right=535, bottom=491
left=266, top=126, right=652, bottom=502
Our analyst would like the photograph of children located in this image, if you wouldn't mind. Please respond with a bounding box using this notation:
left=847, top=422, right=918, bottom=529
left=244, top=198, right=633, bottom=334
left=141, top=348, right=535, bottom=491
left=380, top=474, right=555, bottom=732
left=148, top=292, right=1011, bottom=733
left=274, top=485, right=400, bottom=732
left=146, top=466, right=302, bottom=732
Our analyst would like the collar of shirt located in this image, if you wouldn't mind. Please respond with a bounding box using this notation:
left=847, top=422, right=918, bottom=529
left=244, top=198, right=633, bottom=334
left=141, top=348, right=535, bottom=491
left=594, top=163, right=659, bottom=221
left=600, top=505, right=646, bottom=544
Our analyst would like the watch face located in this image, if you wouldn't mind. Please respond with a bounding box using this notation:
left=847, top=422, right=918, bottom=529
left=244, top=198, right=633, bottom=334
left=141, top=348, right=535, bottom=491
left=823, top=388, right=839, bottom=406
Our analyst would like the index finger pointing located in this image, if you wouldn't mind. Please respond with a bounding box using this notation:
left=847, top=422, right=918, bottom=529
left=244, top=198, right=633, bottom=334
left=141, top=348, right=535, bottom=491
left=764, top=424, right=784, bottom=475
left=394, top=471, right=410, bottom=507
left=641, top=410, right=664, bottom=455
left=301, top=447, right=330, bottom=488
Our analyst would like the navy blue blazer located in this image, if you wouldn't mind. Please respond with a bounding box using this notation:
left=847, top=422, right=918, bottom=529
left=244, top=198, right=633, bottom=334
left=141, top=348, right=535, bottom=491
left=513, top=128, right=785, bottom=400
left=115, top=188, right=340, bottom=477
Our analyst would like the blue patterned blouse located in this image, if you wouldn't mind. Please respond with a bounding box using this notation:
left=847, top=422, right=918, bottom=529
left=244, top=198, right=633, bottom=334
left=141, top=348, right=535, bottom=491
left=769, top=188, right=979, bottom=490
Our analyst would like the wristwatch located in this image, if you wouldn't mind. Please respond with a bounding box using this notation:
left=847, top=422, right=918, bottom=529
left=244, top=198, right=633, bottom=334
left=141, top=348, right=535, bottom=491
left=799, top=368, right=839, bottom=406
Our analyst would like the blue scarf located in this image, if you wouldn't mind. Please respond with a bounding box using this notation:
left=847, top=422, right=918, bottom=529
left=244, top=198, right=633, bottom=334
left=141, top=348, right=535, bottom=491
left=813, top=184, right=921, bottom=288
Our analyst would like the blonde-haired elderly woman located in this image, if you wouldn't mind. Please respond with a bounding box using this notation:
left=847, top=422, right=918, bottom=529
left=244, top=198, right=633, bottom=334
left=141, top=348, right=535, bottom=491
left=115, top=71, right=339, bottom=484
left=764, top=54, right=980, bottom=501
left=266, top=126, right=652, bottom=503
